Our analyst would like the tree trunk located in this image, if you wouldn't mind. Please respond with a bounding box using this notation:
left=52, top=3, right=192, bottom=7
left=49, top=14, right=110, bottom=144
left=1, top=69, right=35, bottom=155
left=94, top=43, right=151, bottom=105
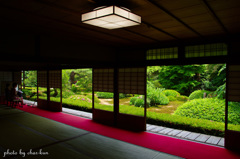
left=69, top=71, right=75, bottom=85
left=69, top=71, right=80, bottom=85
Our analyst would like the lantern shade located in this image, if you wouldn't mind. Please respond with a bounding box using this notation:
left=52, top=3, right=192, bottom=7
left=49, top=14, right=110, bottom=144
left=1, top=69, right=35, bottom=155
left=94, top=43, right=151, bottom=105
left=82, top=6, right=141, bottom=29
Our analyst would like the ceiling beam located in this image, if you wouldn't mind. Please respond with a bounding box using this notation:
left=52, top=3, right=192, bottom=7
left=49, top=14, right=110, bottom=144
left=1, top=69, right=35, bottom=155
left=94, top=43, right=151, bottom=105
left=201, top=0, right=229, bottom=34
left=147, top=0, right=203, bottom=37
left=142, top=21, right=180, bottom=40
left=121, top=28, right=163, bottom=43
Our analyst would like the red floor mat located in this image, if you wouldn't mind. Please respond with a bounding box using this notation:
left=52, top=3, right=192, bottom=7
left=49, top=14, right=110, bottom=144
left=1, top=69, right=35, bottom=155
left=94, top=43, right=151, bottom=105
left=15, top=105, right=240, bottom=159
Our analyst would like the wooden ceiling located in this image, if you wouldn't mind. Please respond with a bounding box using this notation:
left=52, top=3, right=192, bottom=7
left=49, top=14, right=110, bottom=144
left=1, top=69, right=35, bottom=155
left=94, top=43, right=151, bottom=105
left=0, top=0, right=240, bottom=47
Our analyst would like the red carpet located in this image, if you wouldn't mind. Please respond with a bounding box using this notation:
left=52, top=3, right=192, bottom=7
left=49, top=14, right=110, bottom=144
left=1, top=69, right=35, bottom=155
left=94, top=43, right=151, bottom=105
left=14, top=105, right=240, bottom=159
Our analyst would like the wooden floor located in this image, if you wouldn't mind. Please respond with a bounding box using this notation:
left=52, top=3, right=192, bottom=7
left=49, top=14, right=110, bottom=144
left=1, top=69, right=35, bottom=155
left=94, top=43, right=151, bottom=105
left=0, top=104, right=182, bottom=159
left=61, top=107, right=225, bottom=147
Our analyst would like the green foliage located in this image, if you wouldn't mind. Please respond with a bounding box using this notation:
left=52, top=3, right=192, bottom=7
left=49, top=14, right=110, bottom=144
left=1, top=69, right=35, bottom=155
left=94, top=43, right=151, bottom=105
left=22, top=88, right=36, bottom=99
left=174, top=98, right=240, bottom=124
left=96, top=92, right=113, bottom=99
left=147, top=66, right=161, bottom=80
left=75, top=69, right=92, bottom=92
left=86, top=94, right=100, bottom=103
left=157, top=93, right=169, bottom=105
left=62, top=69, right=92, bottom=92
left=24, top=71, right=37, bottom=87
left=176, top=95, right=188, bottom=101
left=62, top=70, right=71, bottom=90
left=202, top=64, right=226, bottom=91
left=134, top=98, right=144, bottom=107
left=163, top=89, right=180, bottom=97
left=168, top=96, right=176, bottom=101
left=62, top=89, right=75, bottom=98
left=96, top=92, right=126, bottom=99
left=158, top=65, right=206, bottom=95
left=213, top=83, right=226, bottom=99
left=228, top=102, right=240, bottom=125
left=130, top=97, right=138, bottom=105
left=147, top=85, right=169, bottom=106
left=71, top=84, right=78, bottom=93
left=188, top=90, right=212, bottom=100
left=119, top=93, right=126, bottom=99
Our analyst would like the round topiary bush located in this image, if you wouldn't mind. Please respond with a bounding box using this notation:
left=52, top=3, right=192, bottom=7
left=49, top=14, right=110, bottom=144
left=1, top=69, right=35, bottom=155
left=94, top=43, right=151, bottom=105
left=188, top=90, right=212, bottom=100
left=174, top=98, right=240, bottom=124
left=130, top=97, right=138, bottom=105
left=163, top=89, right=180, bottom=97
left=134, top=98, right=144, bottom=107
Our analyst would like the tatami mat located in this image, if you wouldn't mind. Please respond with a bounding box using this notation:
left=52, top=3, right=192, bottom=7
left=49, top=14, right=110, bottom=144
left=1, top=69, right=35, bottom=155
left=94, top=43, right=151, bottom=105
left=64, top=133, right=179, bottom=159
left=3, top=113, right=88, bottom=141
left=0, top=105, right=182, bottom=159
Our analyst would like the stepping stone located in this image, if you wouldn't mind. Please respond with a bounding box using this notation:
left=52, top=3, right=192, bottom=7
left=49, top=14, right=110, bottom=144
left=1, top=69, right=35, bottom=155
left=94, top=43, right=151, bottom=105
left=218, top=138, right=225, bottom=147
left=167, top=129, right=182, bottom=136
left=176, top=131, right=191, bottom=138
left=206, top=136, right=221, bottom=145
left=185, top=132, right=200, bottom=140
left=159, top=128, right=174, bottom=134
left=146, top=124, right=153, bottom=128
left=151, top=126, right=166, bottom=133
left=195, top=134, right=211, bottom=142
left=147, top=125, right=158, bottom=131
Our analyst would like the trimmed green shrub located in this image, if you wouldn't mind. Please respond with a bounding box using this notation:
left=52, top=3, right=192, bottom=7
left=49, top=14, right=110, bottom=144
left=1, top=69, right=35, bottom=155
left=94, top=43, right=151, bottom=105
left=96, top=92, right=113, bottom=98
left=119, top=93, right=126, bottom=99
left=188, top=90, right=212, bottom=100
left=168, top=96, right=176, bottom=101
left=130, top=97, right=138, bottom=105
left=134, top=98, right=144, bottom=107
left=147, top=85, right=169, bottom=106
left=22, top=89, right=35, bottom=99
left=176, top=95, right=188, bottom=101
left=157, top=93, right=169, bottom=105
left=96, top=92, right=126, bottom=99
left=174, top=98, right=240, bottom=124
left=62, top=89, right=75, bottom=98
left=163, top=89, right=180, bottom=97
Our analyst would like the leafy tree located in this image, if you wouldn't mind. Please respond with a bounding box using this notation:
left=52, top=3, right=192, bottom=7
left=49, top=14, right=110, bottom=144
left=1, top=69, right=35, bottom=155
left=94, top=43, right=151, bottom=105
left=158, top=65, right=206, bottom=95
left=147, top=66, right=162, bottom=88
left=24, top=71, right=37, bottom=87
left=62, top=70, right=71, bottom=90
left=213, top=64, right=226, bottom=99
left=62, top=69, right=92, bottom=93
left=74, top=69, right=92, bottom=92
left=202, top=64, right=226, bottom=91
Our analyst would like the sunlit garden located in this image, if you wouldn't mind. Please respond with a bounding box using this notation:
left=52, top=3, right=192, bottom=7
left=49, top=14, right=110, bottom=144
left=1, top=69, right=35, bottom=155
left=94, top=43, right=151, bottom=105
left=22, top=64, right=240, bottom=137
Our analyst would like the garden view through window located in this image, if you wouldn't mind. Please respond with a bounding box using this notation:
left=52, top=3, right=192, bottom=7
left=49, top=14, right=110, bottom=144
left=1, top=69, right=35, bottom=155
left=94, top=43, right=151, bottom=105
left=21, top=64, right=240, bottom=137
